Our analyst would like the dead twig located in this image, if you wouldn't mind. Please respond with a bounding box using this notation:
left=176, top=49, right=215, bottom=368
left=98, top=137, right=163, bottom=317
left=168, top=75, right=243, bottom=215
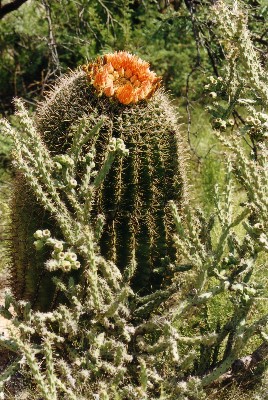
left=0, top=0, right=28, bottom=20
left=42, top=0, right=61, bottom=80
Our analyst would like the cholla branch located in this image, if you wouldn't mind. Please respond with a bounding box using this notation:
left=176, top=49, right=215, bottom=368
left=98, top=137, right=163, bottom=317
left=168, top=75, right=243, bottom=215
left=1, top=107, right=265, bottom=396
left=212, top=0, right=268, bottom=103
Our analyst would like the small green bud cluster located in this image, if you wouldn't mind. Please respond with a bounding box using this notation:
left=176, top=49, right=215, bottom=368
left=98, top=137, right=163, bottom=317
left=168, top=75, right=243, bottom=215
left=82, top=151, right=96, bottom=168
left=46, top=250, right=80, bottom=273
left=243, top=220, right=268, bottom=252
left=53, top=154, right=75, bottom=168
left=245, top=112, right=268, bottom=141
left=212, top=118, right=227, bottom=130
left=34, top=229, right=80, bottom=272
left=34, top=229, right=52, bottom=251
left=107, top=137, right=129, bottom=156
left=205, top=76, right=236, bottom=130
left=52, top=154, right=78, bottom=189
left=204, top=75, right=224, bottom=94
left=205, top=71, right=268, bottom=140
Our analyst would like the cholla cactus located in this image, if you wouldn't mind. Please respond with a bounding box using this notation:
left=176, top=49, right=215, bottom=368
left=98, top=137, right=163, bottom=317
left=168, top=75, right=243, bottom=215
left=0, top=101, right=196, bottom=399
left=205, top=1, right=268, bottom=161
left=1, top=105, right=268, bottom=398
left=8, top=52, right=186, bottom=310
left=1, top=4, right=268, bottom=397
left=211, top=0, right=268, bottom=104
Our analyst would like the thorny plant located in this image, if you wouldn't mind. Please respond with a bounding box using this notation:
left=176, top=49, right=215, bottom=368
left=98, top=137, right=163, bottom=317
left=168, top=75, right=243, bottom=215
left=0, top=1, right=268, bottom=399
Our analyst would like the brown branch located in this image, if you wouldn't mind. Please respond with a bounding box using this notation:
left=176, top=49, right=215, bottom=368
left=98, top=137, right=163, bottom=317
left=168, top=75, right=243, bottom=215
left=210, top=342, right=268, bottom=388
left=253, top=37, right=268, bottom=47
left=231, top=342, right=268, bottom=376
left=42, top=0, right=61, bottom=77
left=0, top=0, right=28, bottom=19
left=184, top=0, right=203, bottom=163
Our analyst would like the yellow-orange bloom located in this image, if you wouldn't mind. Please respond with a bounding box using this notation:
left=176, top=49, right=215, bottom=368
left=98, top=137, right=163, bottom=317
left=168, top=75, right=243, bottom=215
left=116, top=83, right=134, bottom=105
left=82, top=51, right=161, bottom=105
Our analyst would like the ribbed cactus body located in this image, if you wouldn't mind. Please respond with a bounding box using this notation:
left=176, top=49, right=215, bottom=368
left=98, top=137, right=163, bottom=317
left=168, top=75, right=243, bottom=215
left=10, top=176, right=61, bottom=310
left=10, top=61, right=186, bottom=309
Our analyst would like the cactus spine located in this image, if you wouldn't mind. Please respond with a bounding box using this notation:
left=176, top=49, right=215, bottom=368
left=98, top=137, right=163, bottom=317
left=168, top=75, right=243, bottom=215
left=10, top=52, right=186, bottom=309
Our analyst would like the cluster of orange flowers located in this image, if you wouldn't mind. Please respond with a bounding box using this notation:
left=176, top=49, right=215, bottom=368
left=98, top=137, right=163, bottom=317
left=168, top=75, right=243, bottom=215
left=83, top=52, right=161, bottom=105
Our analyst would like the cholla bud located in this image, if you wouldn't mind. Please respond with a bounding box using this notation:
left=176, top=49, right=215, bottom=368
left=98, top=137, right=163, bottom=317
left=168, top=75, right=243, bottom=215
left=54, top=154, right=74, bottom=167
left=209, top=92, right=217, bottom=99
left=60, top=260, right=72, bottom=272
left=43, top=229, right=51, bottom=238
left=54, top=241, right=64, bottom=252
left=46, top=259, right=58, bottom=272
left=108, top=138, right=117, bottom=152
left=34, top=230, right=44, bottom=239
left=213, top=118, right=227, bottom=130
left=58, top=252, right=65, bottom=260
left=246, top=116, right=255, bottom=124
left=69, top=178, right=77, bottom=188
left=253, top=223, right=264, bottom=232
left=74, top=261, right=81, bottom=269
left=209, top=76, right=217, bottom=84
left=34, top=240, right=44, bottom=251
left=84, top=152, right=95, bottom=163
left=66, top=252, right=77, bottom=262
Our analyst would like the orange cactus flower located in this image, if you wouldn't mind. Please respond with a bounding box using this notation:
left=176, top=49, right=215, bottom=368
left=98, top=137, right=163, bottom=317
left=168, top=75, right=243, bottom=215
left=116, top=83, right=134, bottom=105
left=82, top=51, right=161, bottom=105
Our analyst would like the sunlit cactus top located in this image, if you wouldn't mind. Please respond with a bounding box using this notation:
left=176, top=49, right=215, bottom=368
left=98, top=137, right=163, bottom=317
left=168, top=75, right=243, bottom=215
left=82, top=51, right=161, bottom=105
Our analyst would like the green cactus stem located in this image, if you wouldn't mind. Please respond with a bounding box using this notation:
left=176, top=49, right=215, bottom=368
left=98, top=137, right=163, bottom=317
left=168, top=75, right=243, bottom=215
left=10, top=52, right=187, bottom=309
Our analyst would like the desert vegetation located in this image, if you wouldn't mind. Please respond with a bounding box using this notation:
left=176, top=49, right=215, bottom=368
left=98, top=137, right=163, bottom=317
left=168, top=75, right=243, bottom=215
left=0, top=1, right=268, bottom=399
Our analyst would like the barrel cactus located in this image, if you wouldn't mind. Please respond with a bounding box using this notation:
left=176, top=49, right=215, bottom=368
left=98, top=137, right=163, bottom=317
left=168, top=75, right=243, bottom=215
left=10, top=51, right=187, bottom=310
